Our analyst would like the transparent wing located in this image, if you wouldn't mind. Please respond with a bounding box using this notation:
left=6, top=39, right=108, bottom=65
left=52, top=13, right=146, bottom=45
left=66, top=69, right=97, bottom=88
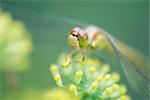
left=100, top=30, right=149, bottom=98
left=1, top=2, right=87, bottom=56
left=2, top=2, right=149, bottom=98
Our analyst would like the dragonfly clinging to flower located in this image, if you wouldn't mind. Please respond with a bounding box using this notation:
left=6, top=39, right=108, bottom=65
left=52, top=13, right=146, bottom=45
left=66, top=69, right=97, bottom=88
left=67, top=25, right=149, bottom=98
left=1, top=3, right=149, bottom=99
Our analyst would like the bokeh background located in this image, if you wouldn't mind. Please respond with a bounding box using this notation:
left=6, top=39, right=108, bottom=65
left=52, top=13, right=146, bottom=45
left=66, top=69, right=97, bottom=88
left=0, top=0, right=148, bottom=99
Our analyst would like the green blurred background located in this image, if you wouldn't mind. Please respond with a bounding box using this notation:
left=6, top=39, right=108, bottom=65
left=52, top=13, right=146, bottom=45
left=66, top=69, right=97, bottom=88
left=0, top=0, right=148, bottom=99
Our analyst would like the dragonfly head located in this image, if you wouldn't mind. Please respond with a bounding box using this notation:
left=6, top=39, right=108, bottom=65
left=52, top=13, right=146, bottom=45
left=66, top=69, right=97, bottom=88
left=68, top=27, right=88, bottom=49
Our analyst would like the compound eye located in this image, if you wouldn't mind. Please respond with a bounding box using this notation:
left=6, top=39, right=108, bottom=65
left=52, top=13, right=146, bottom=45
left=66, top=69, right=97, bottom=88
left=71, top=31, right=78, bottom=37
left=68, top=33, right=79, bottom=49
left=68, top=27, right=88, bottom=49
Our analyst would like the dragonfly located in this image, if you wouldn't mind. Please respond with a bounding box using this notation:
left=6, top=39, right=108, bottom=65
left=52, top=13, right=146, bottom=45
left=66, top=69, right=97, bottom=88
left=67, top=25, right=149, bottom=98
left=1, top=2, right=149, bottom=99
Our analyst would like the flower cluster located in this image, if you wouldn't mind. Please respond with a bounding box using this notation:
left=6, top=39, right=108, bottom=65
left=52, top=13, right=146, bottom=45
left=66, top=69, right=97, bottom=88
left=50, top=53, right=130, bottom=100
left=0, top=11, right=32, bottom=71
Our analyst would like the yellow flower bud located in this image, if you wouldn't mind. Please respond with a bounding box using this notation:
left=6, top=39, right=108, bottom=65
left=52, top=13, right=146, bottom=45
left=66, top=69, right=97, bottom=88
left=89, top=67, right=96, bottom=73
left=101, top=64, right=110, bottom=74
left=112, top=72, right=120, bottom=82
left=75, top=70, right=83, bottom=84
left=105, top=87, right=113, bottom=95
left=120, top=85, right=127, bottom=95
left=120, top=95, right=131, bottom=100
left=76, top=70, right=83, bottom=77
left=54, top=74, right=63, bottom=87
left=105, top=74, right=111, bottom=81
left=112, top=84, right=119, bottom=91
left=50, top=64, right=58, bottom=74
left=62, top=61, right=71, bottom=68
left=96, top=75, right=103, bottom=82
left=89, top=81, right=98, bottom=93
left=69, top=84, right=78, bottom=96
left=54, top=74, right=61, bottom=81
